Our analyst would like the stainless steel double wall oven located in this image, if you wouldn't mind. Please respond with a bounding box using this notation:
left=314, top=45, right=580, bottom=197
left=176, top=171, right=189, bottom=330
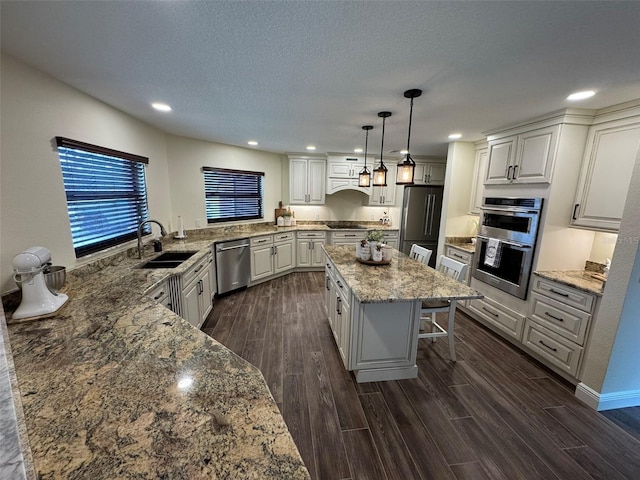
left=473, top=197, right=543, bottom=299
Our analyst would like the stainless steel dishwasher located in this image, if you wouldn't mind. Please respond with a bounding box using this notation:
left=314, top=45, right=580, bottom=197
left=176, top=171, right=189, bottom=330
left=214, top=238, right=250, bottom=295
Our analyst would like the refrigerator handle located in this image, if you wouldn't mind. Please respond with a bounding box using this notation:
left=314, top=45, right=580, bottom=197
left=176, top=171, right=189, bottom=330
left=428, top=194, right=436, bottom=235
left=423, top=194, right=431, bottom=236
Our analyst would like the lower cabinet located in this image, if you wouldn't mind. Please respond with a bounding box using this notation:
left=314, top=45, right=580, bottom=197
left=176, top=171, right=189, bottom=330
left=523, top=275, right=597, bottom=378
left=297, top=231, right=326, bottom=268
left=444, top=244, right=473, bottom=285
left=179, top=252, right=214, bottom=329
left=250, top=233, right=295, bottom=282
left=466, top=295, right=526, bottom=341
left=146, top=280, right=172, bottom=310
left=381, top=230, right=399, bottom=249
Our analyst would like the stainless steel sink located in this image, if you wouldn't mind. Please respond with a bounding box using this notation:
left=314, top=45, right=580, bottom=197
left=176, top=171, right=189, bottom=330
left=137, top=250, right=198, bottom=269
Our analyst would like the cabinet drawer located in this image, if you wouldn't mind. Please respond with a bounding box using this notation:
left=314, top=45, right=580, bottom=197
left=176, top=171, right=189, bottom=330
left=523, top=319, right=583, bottom=377
left=468, top=296, right=525, bottom=340
left=528, top=292, right=591, bottom=344
left=382, top=230, right=399, bottom=240
left=334, top=270, right=351, bottom=306
left=146, top=281, right=169, bottom=303
left=532, top=276, right=595, bottom=313
left=183, top=254, right=211, bottom=287
left=250, top=235, right=273, bottom=246
left=273, top=232, right=294, bottom=243
left=332, top=231, right=365, bottom=240
left=445, top=246, right=472, bottom=264
left=297, top=231, right=326, bottom=239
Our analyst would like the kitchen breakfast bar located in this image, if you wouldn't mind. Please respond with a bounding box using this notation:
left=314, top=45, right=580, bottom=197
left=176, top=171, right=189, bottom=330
left=322, top=245, right=483, bottom=383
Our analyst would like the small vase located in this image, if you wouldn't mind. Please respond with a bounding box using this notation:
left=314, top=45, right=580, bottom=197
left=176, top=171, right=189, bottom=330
left=372, top=249, right=383, bottom=262
left=381, top=244, right=393, bottom=262
left=284, top=216, right=292, bottom=226
left=357, top=242, right=371, bottom=261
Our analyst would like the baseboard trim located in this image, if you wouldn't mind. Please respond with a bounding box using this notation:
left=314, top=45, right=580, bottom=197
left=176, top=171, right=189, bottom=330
left=575, top=382, right=640, bottom=411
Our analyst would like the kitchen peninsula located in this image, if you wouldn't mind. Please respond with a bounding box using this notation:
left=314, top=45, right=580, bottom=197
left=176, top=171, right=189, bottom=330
left=323, top=245, right=482, bottom=383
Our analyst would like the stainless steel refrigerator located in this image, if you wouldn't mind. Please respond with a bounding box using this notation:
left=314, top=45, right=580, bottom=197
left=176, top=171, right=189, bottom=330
left=399, top=185, right=444, bottom=267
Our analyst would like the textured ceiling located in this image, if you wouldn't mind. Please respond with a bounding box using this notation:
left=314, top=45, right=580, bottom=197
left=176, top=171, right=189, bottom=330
left=2, top=1, right=640, bottom=157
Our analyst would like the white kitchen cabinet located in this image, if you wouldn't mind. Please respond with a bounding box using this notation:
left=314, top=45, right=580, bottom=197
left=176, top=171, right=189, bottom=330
left=289, top=157, right=326, bottom=205
left=570, top=119, right=640, bottom=232
left=444, top=245, right=473, bottom=285
left=180, top=252, right=214, bottom=329
left=250, top=233, right=295, bottom=282
left=326, top=155, right=372, bottom=194
left=330, top=230, right=366, bottom=248
left=468, top=144, right=488, bottom=214
left=467, top=295, right=525, bottom=341
left=485, top=125, right=558, bottom=185
left=414, top=161, right=446, bottom=185
left=296, top=231, right=326, bottom=268
left=146, top=280, right=172, bottom=310
left=365, top=161, right=397, bottom=206
left=381, top=230, right=399, bottom=249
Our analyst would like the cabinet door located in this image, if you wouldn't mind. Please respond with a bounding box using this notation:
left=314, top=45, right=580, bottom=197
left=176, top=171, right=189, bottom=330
left=274, top=241, right=294, bottom=273
left=571, top=122, right=640, bottom=231
left=311, top=240, right=327, bottom=267
left=413, top=163, right=428, bottom=184
left=366, top=165, right=396, bottom=205
left=513, top=125, right=557, bottom=184
left=251, top=244, right=274, bottom=280
left=336, top=293, right=351, bottom=366
left=469, top=147, right=488, bottom=214
left=289, top=159, right=309, bottom=204
left=199, top=269, right=213, bottom=324
left=325, top=269, right=335, bottom=320
left=485, top=136, right=516, bottom=185
left=426, top=163, right=446, bottom=185
left=182, top=280, right=201, bottom=328
left=307, top=159, right=326, bottom=204
left=296, top=239, right=312, bottom=267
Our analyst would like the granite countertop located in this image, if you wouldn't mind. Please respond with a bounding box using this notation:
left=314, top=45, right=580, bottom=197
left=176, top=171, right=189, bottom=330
left=323, top=245, right=483, bottom=304
left=3, top=226, right=312, bottom=479
left=533, top=270, right=605, bottom=296
left=444, top=236, right=476, bottom=254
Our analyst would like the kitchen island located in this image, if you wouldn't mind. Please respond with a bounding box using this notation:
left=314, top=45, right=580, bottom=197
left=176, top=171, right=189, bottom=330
left=323, top=245, right=483, bottom=382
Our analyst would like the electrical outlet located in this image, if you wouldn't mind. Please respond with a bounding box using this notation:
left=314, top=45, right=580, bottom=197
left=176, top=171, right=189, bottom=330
left=195, top=218, right=202, bottom=228
left=314, top=213, right=319, bottom=220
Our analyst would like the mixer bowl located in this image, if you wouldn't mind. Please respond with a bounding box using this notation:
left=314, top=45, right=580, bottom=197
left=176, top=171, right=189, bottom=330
left=44, top=266, right=66, bottom=293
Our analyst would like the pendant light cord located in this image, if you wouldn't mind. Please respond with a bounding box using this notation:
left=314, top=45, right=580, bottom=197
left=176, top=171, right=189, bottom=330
left=406, top=97, right=414, bottom=152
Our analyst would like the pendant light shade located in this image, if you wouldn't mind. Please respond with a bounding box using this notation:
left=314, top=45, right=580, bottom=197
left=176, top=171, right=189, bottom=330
left=358, top=125, right=374, bottom=187
left=373, top=111, right=392, bottom=187
left=396, top=89, right=422, bottom=185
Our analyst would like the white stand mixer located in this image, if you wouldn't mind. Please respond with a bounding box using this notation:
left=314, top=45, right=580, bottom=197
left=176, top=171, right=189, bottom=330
left=12, top=246, right=68, bottom=320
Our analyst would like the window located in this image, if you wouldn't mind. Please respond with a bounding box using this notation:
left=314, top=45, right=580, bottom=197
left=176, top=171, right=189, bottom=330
left=56, top=137, right=150, bottom=258
left=203, top=167, right=264, bottom=223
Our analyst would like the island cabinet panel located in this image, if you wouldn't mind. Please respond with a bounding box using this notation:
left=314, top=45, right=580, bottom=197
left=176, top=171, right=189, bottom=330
left=350, top=301, right=420, bottom=383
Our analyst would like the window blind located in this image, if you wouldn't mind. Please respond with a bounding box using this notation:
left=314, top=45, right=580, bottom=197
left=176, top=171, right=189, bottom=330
left=203, top=167, right=264, bottom=223
left=57, top=140, right=150, bottom=257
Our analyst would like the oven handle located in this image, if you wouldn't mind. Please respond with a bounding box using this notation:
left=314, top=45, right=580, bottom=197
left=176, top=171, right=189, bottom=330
left=480, top=207, right=538, bottom=215
left=477, top=235, right=532, bottom=249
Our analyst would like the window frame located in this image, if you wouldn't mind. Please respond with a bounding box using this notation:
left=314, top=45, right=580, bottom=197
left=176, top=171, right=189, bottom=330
left=202, top=167, right=265, bottom=224
left=56, top=137, right=150, bottom=258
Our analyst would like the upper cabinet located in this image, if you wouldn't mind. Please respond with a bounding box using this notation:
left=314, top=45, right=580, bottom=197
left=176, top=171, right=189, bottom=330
left=485, top=125, right=559, bottom=185
left=414, top=160, right=446, bottom=185
left=365, top=160, right=396, bottom=206
left=326, top=155, right=371, bottom=195
left=289, top=157, right=326, bottom=205
left=570, top=113, right=640, bottom=232
left=469, top=143, right=488, bottom=215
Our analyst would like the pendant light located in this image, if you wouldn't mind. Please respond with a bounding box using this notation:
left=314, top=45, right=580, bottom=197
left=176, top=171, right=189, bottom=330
left=358, top=125, right=374, bottom=187
left=396, top=89, right=422, bottom=185
left=373, top=111, right=392, bottom=186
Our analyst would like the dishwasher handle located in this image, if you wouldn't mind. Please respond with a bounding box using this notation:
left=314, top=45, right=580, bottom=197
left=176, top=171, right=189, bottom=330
left=216, top=243, right=249, bottom=252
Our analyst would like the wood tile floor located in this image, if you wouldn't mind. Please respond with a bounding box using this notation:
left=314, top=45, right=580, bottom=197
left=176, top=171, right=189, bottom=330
left=202, top=272, right=640, bottom=480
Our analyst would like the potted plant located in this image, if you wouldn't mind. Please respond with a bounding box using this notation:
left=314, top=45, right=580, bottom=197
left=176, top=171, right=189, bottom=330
left=366, top=229, right=385, bottom=247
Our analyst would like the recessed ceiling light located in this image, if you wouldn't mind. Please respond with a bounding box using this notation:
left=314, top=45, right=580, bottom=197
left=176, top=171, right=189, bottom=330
left=306, top=145, right=316, bottom=151
left=248, top=140, right=258, bottom=146
left=567, top=90, right=596, bottom=101
left=151, top=102, right=172, bottom=112
left=399, top=149, right=409, bottom=155
left=448, top=133, right=462, bottom=140
left=354, top=148, right=363, bottom=153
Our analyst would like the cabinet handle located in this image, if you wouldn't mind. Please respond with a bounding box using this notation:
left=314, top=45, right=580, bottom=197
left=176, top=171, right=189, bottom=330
left=544, top=311, right=564, bottom=322
left=549, top=288, right=569, bottom=298
left=153, top=291, right=165, bottom=300
left=336, top=296, right=342, bottom=315
left=427, top=174, right=431, bottom=183
left=512, top=164, right=518, bottom=179
left=326, top=276, right=330, bottom=290
left=194, top=265, right=204, bottom=273
left=337, top=280, right=343, bottom=289
left=257, top=239, right=268, bottom=243
left=539, top=340, right=557, bottom=352
left=272, top=246, right=276, bottom=255
left=572, top=204, right=580, bottom=220
left=507, top=165, right=513, bottom=180
left=326, top=263, right=332, bottom=269
left=482, top=306, right=499, bottom=318
left=345, top=234, right=356, bottom=237
left=452, top=253, right=465, bottom=260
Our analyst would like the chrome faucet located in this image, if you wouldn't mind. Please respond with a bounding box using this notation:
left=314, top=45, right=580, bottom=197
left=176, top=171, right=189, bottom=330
left=137, top=219, right=168, bottom=258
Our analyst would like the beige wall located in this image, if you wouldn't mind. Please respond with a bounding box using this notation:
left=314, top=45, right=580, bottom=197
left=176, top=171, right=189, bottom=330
left=0, top=53, right=172, bottom=294
left=442, top=142, right=477, bottom=237
left=165, top=134, right=285, bottom=230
